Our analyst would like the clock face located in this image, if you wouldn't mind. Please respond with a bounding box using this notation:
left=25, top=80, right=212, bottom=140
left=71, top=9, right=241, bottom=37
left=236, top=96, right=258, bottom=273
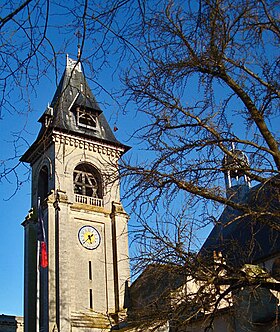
left=78, top=225, right=101, bottom=250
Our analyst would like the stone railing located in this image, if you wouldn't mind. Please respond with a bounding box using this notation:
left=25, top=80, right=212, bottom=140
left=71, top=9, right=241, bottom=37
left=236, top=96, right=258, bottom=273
left=75, top=194, right=103, bottom=207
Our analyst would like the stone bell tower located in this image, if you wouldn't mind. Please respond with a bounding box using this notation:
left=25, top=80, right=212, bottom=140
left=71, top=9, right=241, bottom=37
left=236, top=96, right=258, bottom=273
left=21, top=56, right=130, bottom=332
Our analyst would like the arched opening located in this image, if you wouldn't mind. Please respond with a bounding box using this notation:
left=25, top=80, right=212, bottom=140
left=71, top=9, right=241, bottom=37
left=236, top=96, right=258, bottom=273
left=77, top=108, right=97, bottom=129
left=38, top=166, right=49, bottom=200
left=73, top=163, right=102, bottom=199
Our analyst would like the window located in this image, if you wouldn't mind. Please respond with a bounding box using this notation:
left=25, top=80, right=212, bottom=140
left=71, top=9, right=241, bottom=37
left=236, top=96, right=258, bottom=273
left=73, top=163, right=102, bottom=198
left=77, top=107, right=97, bottom=129
left=89, top=261, right=92, bottom=280
left=89, top=289, right=93, bottom=309
left=38, top=166, right=48, bottom=200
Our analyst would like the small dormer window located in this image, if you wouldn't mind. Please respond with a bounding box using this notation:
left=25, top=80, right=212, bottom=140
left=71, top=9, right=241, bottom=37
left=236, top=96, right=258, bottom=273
left=77, top=107, right=97, bottom=130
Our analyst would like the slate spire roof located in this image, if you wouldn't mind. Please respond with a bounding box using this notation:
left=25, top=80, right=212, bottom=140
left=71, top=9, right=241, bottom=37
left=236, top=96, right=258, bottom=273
left=21, top=56, right=129, bottom=162
left=44, top=55, right=121, bottom=143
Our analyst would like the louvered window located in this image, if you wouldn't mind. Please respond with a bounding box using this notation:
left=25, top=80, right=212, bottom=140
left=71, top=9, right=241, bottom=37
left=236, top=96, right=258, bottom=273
left=73, top=164, right=102, bottom=198
left=77, top=108, right=97, bottom=129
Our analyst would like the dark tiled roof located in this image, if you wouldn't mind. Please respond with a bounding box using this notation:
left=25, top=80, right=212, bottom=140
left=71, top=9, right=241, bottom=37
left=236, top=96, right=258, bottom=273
left=21, top=58, right=129, bottom=162
left=200, top=177, right=280, bottom=265
left=48, top=63, right=120, bottom=144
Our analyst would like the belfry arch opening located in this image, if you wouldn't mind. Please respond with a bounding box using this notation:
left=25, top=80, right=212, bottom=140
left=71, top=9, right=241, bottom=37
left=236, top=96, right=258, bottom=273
left=38, top=166, right=49, bottom=201
left=73, top=163, right=103, bottom=199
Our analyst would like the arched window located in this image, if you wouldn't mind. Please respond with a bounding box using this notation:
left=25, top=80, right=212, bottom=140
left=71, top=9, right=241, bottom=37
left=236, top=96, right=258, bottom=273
left=38, top=166, right=49, bottom=200
left=73, top=164, right=102, bottom=198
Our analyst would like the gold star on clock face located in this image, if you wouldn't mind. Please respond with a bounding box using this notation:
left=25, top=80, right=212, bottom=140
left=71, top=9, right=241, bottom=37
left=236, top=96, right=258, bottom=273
left=78, top=225, right=101, bottom=250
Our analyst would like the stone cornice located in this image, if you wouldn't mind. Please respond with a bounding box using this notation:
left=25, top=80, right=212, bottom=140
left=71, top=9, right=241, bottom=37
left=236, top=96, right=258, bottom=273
left=21, top=208, right=35, bottom=227
left=21, top=129, right=126, bottom=165
left=53, top=131, right=124, bottom=158
left=71, top=202, right=110, bottom=215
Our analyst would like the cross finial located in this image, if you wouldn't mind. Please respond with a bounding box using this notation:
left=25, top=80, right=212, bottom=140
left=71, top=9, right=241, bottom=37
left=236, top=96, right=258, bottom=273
left=75, top=29, right=82, bottom=59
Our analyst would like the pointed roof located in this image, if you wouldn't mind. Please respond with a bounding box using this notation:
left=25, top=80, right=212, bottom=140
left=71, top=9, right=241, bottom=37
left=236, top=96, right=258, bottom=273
left=47, top=55, right=120, bottom=143
left=21, top=56, right=129, bottom=163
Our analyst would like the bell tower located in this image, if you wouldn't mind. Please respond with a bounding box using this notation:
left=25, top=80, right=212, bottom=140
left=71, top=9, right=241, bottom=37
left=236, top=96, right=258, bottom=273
left=222, top=147, right=251, bottom=201
left=21, top=56, right=130, bottom=331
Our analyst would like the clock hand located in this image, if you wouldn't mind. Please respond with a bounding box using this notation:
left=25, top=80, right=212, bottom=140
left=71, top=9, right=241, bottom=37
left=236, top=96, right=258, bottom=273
left=88, top=233, right=94, bottom=243
left=83, top=233, right=94, bottom=244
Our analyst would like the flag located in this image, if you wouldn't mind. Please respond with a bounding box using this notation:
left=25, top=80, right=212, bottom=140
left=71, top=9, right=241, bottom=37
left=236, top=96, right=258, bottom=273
left=37, top=198, right=48, bottom=268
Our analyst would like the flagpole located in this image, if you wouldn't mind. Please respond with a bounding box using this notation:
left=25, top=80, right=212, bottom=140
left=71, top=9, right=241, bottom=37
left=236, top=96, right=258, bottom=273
left=36, top=196, right=48, bottom=331
left=37, top=240, right=40, bottom=332
left=37, top=197, right=41, bottom=332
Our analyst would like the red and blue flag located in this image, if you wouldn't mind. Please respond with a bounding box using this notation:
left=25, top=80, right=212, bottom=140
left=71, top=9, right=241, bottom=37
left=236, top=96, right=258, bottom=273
left=37, top=199, right=48, bottom=268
